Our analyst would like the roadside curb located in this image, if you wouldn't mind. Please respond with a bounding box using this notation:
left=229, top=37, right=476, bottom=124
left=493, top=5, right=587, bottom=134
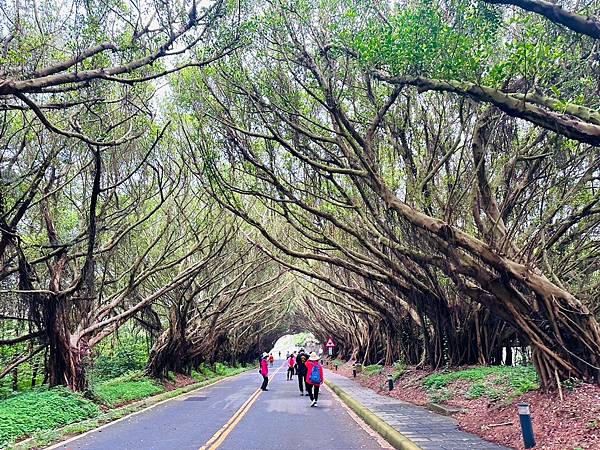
left=326, top=380, right=422, bottom=450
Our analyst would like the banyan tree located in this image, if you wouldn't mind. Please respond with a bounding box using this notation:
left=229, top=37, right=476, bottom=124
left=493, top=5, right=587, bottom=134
left=1, top=0, right=599, bottom=391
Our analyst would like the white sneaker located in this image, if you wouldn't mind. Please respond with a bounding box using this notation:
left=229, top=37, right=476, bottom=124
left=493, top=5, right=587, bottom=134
left=314, top=401, right=318, bottom=407
left=310, top=400, right=316, bottom=407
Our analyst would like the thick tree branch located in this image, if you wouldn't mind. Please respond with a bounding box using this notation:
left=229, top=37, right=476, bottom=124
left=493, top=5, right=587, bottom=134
left=484, top=0, right=600, bottom=39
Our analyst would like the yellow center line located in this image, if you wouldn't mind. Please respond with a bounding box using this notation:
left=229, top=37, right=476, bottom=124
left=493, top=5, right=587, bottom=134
left=199, top=363, right=285, bottom=450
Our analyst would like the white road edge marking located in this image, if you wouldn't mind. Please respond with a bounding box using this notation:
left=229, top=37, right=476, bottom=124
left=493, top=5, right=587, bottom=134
left=43, top=370, right=252, bottom=450
left=324, top=382, right=393, bottom=449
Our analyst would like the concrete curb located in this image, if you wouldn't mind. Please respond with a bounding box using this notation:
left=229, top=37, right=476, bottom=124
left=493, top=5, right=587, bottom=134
left=326, top=380, right=422, bottom=450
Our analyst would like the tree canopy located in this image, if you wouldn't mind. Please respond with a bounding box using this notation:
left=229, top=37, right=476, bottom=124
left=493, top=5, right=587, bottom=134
left=1, top=0, right=599, bottom=391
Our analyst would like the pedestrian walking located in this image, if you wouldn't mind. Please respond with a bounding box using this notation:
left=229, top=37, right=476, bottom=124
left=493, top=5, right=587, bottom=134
left=259, top=352, right=269, bottom=391
left=287, top=353, right=296, bottom=380
left=305, top=351, right=324, bottom=407
left=295, top=349, right=308, bottom=396
left=268, top=353, right=274, bottom=366
left=278, top=351, right=281, bottom=358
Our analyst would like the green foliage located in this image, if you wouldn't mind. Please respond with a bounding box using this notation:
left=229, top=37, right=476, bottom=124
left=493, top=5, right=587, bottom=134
left=428, top=387, right=453, bottom=403
left=93, top=372, right=164, bottom=407
left=214, top=362, right=230, bottom=376
left=0, top=337, right=45, bottom=398
left=464, top=381, right=501, bottom=400
left=92, top=339, right=149, bottom=381
left=362, top=364, right=384, bottom=376
left=192, top=362, right=248, bottom=381
left=561, top=377, right=583, bottom=392
left=292, top=332, right=313, bottom=347
left=0, top=387, right=99, bottom=447
left=423, top=366, right=539, bottom=403
left=9, top=367, right=251, bottom=449
left=392, top=360, right=406, bottom=381
left=343, top=0, right=500, bottom=80
left=0, top=382, right=12, bottom=401
left=192, top=363, right=217, bottom=381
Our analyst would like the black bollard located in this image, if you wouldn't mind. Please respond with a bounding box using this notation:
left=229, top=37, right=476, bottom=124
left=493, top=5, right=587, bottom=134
left=518, top=403, right=535, bottom=449
left=352, top=363, right=357, bottom=378
left=387, top=373, right=394, bottom=391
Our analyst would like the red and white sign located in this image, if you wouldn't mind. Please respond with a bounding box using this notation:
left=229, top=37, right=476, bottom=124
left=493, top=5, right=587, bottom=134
left=325, top=338, right=336, bottom=348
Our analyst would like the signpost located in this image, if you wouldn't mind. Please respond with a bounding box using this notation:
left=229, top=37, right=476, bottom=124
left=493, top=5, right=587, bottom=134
left=325, top=337, right=335, bottom=356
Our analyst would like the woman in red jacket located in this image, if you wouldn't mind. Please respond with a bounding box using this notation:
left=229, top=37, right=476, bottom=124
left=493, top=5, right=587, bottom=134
left=305, top=352, right=324, bottom=407
left=260, top=352, right=269, bottom=391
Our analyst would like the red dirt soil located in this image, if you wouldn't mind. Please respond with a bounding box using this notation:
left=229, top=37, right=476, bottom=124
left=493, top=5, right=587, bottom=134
left=334, top=362, right=600, bottom=450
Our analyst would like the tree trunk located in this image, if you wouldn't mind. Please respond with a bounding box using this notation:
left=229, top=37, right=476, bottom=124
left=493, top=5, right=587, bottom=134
left=505, top=343, right=513, bottom=366
left=45, top=295, right=89, bottom=391
left=31, top=354, right=39, bottom=387
left=376, top=184, right=600, bottom=388
left=146, top=306, right=190, bottom=378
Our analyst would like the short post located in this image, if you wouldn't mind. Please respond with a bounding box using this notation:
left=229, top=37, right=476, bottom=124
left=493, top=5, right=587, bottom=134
left=387, top=373, right=394, bottom=391
left=518, top=402, right=535, bottom=449
left=352, top=363, right=357, bottom=378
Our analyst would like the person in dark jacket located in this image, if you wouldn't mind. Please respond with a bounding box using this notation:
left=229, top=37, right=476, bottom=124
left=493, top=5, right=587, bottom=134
left=295, top=350, right=308, bottom=396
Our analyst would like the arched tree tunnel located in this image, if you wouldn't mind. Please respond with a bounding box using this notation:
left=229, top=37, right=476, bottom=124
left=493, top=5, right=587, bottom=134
left=2, top=0, right=600, bottom=396
left=142, top=264, right=523, bottom=383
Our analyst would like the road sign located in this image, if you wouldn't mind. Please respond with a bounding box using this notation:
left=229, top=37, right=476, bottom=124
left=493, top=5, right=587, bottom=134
left=325, top=338, right=336, bottom=348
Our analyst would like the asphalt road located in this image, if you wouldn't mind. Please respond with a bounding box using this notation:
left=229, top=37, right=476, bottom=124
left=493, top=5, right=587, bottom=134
left=50, top=362, right=388, bottom=450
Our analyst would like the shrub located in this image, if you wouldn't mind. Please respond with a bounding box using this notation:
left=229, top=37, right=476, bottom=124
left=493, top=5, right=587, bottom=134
left=191, top=362, right=246, bottom=381
left=190, top=370, right=205, bottom=381
left=214, top=362, right=229, bottom=376
left=92, top=343, right=148, bottom=381
left=166, top=371, right=177, bottom=382
left=196, top=363, right=216, bottom=379
left=0, top=387, right=99, bottom=447
left=562, top=377, right=583, bottom=392
left=392, top=360, right=406, bottom=381
left=94, top=372, right=163, bottom=407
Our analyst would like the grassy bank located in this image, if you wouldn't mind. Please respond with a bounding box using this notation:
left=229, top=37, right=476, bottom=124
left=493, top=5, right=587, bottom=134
left=337, top=361, right=599, bottom=450
left=0, top=363, right=250, bottom=449
left=0, top=387, right=100, bottom=447
left=422, top=365, right=539, bottom=403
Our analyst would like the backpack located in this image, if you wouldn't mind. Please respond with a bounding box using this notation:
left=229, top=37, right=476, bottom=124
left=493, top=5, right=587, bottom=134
left=309, top=363, right=322, bottom=384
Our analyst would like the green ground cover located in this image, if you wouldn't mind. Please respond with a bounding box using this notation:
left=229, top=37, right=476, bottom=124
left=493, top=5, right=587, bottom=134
left=93, top=372, right=164, bottom=407
left=362, top=364, right=384, bottom=376
left=0, top=387, right=100, bottom=447
left=423, top=365, right=540, bottom=403
left=0, top=362, right=249, bottom=448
